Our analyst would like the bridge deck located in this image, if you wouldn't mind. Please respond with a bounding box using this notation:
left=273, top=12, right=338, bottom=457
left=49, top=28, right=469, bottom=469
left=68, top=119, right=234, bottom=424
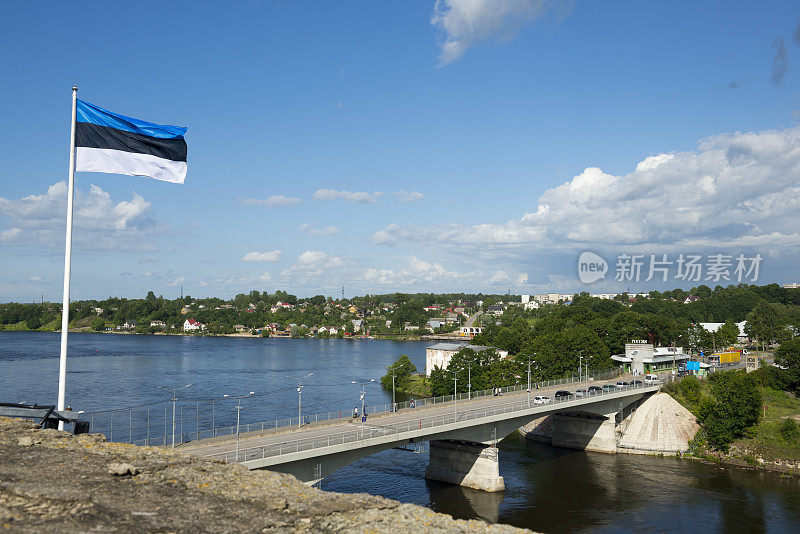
left=181, top=376, right=658, bottom=465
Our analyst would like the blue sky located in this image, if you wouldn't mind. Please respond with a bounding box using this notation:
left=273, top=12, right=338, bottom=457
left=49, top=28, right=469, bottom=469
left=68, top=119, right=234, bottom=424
left=1, top=0, right=799, bottom=300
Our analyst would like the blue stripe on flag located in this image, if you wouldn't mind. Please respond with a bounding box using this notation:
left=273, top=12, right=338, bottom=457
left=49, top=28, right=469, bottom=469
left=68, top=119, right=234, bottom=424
left=76, top=99, right=187, bottom=139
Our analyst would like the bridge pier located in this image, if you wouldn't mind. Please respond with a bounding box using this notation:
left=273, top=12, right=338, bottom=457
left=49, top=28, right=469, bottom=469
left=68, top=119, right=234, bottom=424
left=550, top=411, right=618, bottom=453
left=425, top=440, right=505, bottom=492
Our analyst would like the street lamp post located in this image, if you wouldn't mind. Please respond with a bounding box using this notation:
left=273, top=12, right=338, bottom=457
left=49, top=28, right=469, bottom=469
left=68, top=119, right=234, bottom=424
left=224, top=391, right=255, bottom=461
left=464, top=357, right=476, bottom=401
left=157, top=383, right=191, bottom=448
left=451, top=371, right=458, bottom=419
left=388, top=366, right=396, bottom=412
left=672, top=340, right=676, bottom=377
left=287, top=373, right=313, bottom=428
left=527, top=359, right=532, bottom=407
left=523, top=353, right=535, bottom=407
left=352, top=378, right=375, bottom=437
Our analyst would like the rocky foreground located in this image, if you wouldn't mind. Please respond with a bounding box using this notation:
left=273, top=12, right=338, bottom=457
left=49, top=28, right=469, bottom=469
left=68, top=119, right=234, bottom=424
left=0, top=417, right=529, bottom=533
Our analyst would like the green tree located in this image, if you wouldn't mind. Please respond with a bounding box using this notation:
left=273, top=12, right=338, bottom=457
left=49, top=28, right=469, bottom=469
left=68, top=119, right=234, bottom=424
left=381, top=355, right=417, bottom=391
left=745, top=301, right=780, bottom=351
left=716, top=319, right=740, bottom=348
left=775, top=338, right=800, bottom=371
left=90, top=316, right=105, bottom=331
left=702, top=370, right=762, bottom=451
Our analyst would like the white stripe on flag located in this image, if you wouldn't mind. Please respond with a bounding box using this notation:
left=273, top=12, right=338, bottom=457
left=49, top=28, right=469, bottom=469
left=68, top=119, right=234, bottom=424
left=76, top=147, right=187, bottom=184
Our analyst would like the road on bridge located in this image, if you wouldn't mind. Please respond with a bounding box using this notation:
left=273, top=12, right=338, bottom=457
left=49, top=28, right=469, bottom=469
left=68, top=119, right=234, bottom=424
left=179, top=375, right=632, bottom=461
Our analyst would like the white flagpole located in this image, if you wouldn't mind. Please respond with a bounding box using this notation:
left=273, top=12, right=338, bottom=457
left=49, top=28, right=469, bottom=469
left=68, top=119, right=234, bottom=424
left=57, top=86, right=78, bottom=426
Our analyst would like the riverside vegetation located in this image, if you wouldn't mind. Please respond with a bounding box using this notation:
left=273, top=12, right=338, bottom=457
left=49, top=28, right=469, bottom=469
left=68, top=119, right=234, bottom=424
left=666, top=338, right=800, bottom=470
left=382, top=284, right=800, bottom=398
left=2, top=284, right=799, bottom=344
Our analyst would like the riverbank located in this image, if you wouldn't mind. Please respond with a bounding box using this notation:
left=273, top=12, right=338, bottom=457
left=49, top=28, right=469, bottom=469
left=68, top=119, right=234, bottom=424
left=667, top=379, right=800, bottom=476
left=0, top=417, right=528, bottom=533
left=0, top=326, right=433, bottom=341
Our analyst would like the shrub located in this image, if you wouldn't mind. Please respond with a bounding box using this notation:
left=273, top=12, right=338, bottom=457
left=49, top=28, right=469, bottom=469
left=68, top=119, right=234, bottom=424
left=750, top=366, right=793, bottom=391
left=704, top=370, right=762, bottom=451
left=779, top=418, right=800, bottom=445
left=678, top=375, right=702, bottom=404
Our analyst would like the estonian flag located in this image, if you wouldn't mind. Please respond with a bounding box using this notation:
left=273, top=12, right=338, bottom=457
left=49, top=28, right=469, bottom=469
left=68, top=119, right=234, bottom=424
left=75, top=100, right=187, bottom=184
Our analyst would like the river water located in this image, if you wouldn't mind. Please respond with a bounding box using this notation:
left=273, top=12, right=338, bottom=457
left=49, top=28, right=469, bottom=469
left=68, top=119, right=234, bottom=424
left=1, top=331, right=799, bottom=532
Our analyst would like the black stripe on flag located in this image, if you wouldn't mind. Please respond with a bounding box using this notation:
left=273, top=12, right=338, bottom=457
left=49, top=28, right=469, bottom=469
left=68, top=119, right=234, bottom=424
left=76, top=122, right=187, bottom=162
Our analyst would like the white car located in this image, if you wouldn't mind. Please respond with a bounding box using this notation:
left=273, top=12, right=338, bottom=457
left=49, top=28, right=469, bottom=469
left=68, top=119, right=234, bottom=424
left=644, top=374, right=660, bottom=385
left=533, top=396, right=552, bottom=405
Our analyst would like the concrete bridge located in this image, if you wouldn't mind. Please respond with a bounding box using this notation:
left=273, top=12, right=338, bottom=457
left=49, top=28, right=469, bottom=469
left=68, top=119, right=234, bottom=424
left=181, top=378, right=658, bottom=492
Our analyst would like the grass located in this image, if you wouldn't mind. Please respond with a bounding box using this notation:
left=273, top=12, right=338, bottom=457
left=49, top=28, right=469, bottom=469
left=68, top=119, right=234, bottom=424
left=736, top=388, right=800, bottom=463
left=0, top=321, right=31, bottom=331
left=668, top=378, right=800, bottom=463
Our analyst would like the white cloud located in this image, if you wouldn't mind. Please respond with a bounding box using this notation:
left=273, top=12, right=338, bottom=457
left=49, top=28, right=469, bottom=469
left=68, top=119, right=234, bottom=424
left=516, top=272, right=529, bottom=286
left=242, top=250, right=283, bottom=263
left=296, top=250, right=344, bottom=267
left=0, top=182, right=161, bottom=251
left=363, top=255, right=469, bottom=287
left=392, top=190, right=426, bottom=202
left=241, top=195, right=301, bottom=207
left=275, top=251, right=348, bottom=290
left=28, top=276, right=44, bottom=283
left=373, top=126, right=800, bottom=256
left=299, top=223, right=339, bottom=236
left=0, top=228, right=22, bottom=243
left=312, top=189, right=384, bottom=203
left=138, top=256, right=159, bottom=265
left=489, top=270, right=510, bottom=283
left=431, top=0, right=561, bottom=65
left=166, top=277, right=185, bottom=287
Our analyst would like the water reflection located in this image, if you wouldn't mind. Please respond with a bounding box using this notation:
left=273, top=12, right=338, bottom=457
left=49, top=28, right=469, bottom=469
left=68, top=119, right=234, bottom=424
left=428, top=481, right=505, bottom=523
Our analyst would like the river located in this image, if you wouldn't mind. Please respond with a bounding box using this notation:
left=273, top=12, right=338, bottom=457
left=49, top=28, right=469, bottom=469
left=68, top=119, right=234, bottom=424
left=1, top=331, right=799, bottom=532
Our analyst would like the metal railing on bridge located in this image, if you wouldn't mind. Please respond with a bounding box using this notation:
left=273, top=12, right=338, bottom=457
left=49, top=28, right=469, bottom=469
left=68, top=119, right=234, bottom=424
left=86, top=368, right=624, bottom=447
left=210, top=379, right=653, bottom=463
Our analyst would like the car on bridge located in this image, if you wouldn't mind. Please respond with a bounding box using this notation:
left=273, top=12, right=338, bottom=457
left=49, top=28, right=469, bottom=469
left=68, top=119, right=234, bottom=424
left=588, top=385, right=602, bottom=395
left=644, top=374, right=660, bottom=385
left=631, top=379, right=643, bottom=387
left=533, top=396, right=552, bottom=405
left=615, top=381, right=630, bottom=389
left=602, top=384, right=616, bottom=393
left=575, top=388, right=586, bottom=397
left=554, top=390, right=573, bottom=399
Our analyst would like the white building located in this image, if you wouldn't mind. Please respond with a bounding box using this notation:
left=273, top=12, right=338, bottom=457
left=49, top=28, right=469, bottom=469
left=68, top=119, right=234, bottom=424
left=611, top=342, right=689, bottom=374
left=590, top=293, right=618, bottom=300
left=182, top=319, right=205, bottom=332
left=533, top=293, right=573, bottom=305
left=459, top=326, right=483, bottom=338
left=425, top=343, right=509, bottom=376
left=698, top=321, right=748, bottom=343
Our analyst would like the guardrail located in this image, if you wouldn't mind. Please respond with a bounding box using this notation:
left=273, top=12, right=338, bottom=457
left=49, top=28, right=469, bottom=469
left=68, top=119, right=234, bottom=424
left=210, top=380, right=654, bottom=463
left=87, top=367, right=624, bottom=447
